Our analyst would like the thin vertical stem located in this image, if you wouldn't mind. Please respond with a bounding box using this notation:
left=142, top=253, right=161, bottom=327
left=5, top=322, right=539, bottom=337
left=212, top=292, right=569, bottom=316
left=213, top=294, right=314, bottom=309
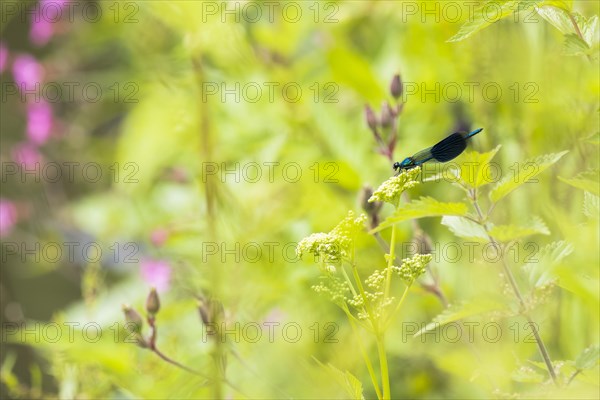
left=376, top=334, right=390, bottom=399
left=384, top=285, right=411, bottom=330
left=344, top=308, right=382, bottom=400
left=383, top=224, right=397, bottom=301
left=567, top=12, right=592, bottom=62
left=193, top=57, right=223, bottom=398
left=470, top=193, right=557, bottom=385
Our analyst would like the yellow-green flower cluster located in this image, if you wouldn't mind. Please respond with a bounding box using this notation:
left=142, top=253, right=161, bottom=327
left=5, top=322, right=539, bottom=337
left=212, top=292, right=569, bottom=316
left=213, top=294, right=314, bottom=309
left=368, top=167, right=421, bottom=206
left=393, top=253, right=432, bottom=285
left=296, top=211, right=367, bottom=263
left=365, top=269, right=386, bottom=289
left=312, top=277, right=350, bottom=304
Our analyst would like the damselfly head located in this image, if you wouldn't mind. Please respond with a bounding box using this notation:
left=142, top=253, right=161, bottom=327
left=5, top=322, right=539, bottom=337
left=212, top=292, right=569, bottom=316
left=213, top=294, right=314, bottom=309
left=393, top=157, right=415, bottom=172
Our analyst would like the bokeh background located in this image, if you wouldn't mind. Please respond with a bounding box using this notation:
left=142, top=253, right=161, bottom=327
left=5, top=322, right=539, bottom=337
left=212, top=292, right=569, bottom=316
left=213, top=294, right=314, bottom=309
left=1, top=1, right=598, bottom=398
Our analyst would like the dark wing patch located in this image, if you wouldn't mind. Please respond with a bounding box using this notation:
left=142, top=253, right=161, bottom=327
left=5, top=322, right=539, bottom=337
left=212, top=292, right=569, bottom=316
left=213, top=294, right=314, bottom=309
left=430, top=132, right=467, bottom=162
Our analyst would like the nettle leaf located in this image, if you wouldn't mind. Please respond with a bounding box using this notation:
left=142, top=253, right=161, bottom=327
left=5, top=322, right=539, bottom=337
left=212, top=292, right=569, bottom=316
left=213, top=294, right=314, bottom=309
left=413, top=300, right=505, bottom=337
left=575, top=345, right=600, bottom=370
left=563, top=33, right=591, bottom=56
left=447, top=1, right=521, bottom=42
left=561, top=14, right=600, bottom=55
left=371, top=198, right=467, bottom=233
left=453, top=146, right=502, bottom=189
left=314, top=359, right=364, bottom=400
left=441, top=216, right=489, bottom=241
left=535, top=4, right=574, bottom=34
left=489, top=150, right=568, bottom=203
left=545, top=0, right=573, bottom=10
left=559, top=169, right=600, bottom=196
left=523, top=240, right=573, bottom=287
left=489, top=216, right=550, bottom=242
left=581, top=15, right=600, bottom=48
left=583, top=192, right=600, bottom=220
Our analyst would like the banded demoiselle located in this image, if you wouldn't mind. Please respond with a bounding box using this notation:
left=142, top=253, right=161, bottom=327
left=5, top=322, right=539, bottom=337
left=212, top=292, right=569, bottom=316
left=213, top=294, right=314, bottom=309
left=393, top=128, right=483, bottom=172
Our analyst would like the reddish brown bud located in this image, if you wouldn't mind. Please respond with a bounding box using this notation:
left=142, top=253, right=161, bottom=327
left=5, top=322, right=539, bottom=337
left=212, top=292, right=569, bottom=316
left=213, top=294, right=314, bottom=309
left=365, top=104, right=378, bottom=131
left=381, top=102, right=393, bottom=128
left=390, top=74, right=403, bottom=99
left=122, top=304, right=143, bottom=333
left=146, top=287, right=160, bottom=315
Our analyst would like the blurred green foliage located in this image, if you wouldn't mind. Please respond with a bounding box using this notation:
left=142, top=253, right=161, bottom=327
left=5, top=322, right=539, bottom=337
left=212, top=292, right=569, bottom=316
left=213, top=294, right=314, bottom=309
left=1, top=1, right=599, bottom=398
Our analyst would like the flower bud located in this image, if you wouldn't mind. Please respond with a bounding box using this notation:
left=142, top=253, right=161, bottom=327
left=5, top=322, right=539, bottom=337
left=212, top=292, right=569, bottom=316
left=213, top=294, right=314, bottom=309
left=364, top=104, right=378, bottom=131
left=122, top=304, right=143, bottom=333
left=145, top=287, right=160, bottom=315
left=380, top=102, right=394, bottom=128
left=390, top=74, right=403, bottom=99
left=198, top=296, right=224, bottom=337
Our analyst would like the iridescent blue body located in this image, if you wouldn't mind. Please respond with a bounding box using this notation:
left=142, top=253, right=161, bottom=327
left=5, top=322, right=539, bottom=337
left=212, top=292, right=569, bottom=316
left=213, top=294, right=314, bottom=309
left=393, top=128, right=483, bottom=172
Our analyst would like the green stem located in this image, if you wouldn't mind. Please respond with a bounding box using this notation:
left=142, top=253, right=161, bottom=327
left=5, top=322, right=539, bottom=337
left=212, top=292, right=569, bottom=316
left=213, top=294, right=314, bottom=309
left=470, top=194, right=557, bottom=385
left=376, top=334, right=390, bottom=399
left=383, top=224, right=397, bottom=301
left=344, top=307, right=382, bottom=400
left=384, top=284, right=411, bottom=330
left=567, top=12, right=592, bottom=62
left=351, top=265, right=378, bottom=328
left=340, top=263, right=359, bottom=299
left=567, top=369, right=582, bottom=385
left=193, top=57, right=223, bottom=398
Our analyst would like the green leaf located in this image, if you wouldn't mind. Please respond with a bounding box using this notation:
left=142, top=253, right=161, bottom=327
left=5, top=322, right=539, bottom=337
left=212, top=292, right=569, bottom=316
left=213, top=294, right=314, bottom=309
left=489, top=216, right=550, bottom=242
left=580, top=15, right=600, bottom=48
left=559, top=169, right=600, bottom=196
left=560, top=13, right=600, bottom=55
left=523, top=241, right=573, bottom=287
left=563, top=33, right=591, bottom=56
left=447, top=1, right=520, bottom=42
left=313, top=359, right=364, bottom=400
left=489, top=150, right=568, bottom=203
left=535, top=4, right=574, bottom=34
left=441, top=216, right=489, bottom=241
left=453, top=145, right=502, bottom=189
left=370, top=197, right=468, bottom=233
left=575, top=345, right=600, bottom=370
left=447, top=0, right=576, bottom=42
left=414, top=300, right=505, bottom=337
left=543, top=0, right=573, bottom=10
left=583, top=192, right=600, bottom=220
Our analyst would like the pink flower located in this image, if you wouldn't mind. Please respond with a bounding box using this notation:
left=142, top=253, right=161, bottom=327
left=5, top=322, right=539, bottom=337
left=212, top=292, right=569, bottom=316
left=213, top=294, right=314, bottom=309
left=12, top=142, right=42, bottom=169
left=12, top=54, right=44, bottom=92
left=30, top=0, right=68, bottom=46
left=26, top=101, right=53, bottom=145
left=150, top=228, right=169, bottom=247
left=140, top=259, right=172, bottom=292
left=0, top=199, right=18, bottom=237
left=0, top=42, right=8, bottom=73
left=30, top=19, right=54, bottom=47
